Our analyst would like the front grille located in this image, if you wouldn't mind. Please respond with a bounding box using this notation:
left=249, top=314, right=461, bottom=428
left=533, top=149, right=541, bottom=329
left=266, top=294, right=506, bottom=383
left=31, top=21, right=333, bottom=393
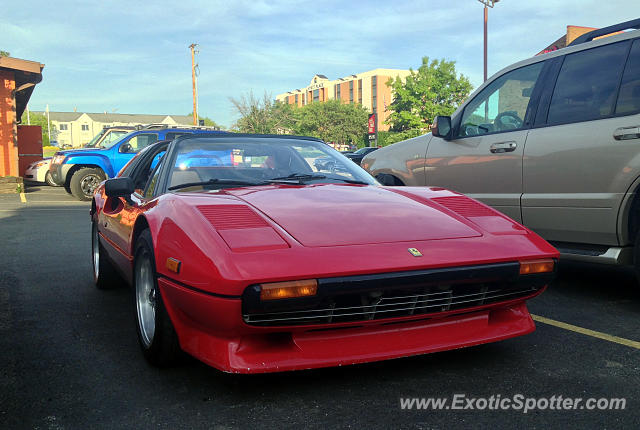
left=242, top=262, right=551, bottom=327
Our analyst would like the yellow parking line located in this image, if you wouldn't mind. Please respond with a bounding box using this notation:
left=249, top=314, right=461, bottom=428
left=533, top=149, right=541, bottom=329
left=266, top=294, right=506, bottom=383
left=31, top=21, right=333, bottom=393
left=531, top=314, right=640, bottom=350
left=19, top=192, right=26, bottom=203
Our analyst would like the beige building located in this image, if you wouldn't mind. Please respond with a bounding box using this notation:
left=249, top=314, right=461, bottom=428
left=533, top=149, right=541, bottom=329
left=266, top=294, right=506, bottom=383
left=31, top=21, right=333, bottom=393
left=31, top=111, right=194, bottom=147
left=276, top=68, right=411, bottom=132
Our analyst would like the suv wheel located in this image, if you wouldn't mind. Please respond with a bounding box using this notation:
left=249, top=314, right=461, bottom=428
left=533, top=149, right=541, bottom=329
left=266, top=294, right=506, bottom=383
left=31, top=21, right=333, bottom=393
left=70, top=168, right=105, bottom=201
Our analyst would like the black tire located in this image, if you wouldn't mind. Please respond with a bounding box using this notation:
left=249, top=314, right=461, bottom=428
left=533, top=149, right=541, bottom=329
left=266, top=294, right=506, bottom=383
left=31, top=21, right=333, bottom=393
left=633, top=229, right=640, bottom=284
left=134, top=230, right=181, bottom=366
left=70, top=168, right=105, bottom=201
left=92, top=220, right=120, bottom=289
left=376, top=173, right=404, bottom=186
left=45, top=171, right=60, bottom=187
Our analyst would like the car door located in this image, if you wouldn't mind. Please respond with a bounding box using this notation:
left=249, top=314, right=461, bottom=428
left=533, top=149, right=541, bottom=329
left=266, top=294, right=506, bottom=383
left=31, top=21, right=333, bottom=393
left=100, top=143, right=168, bottom=257
left=112, top=133, right=159, bottom=175
left=425, top=61, right=545, bottom=222
left=522, top=39, right=640, bottom=246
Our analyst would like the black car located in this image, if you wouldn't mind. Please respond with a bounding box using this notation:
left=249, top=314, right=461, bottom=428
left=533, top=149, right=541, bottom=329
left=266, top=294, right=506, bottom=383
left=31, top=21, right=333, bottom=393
left=345, top=147, right=379, bottom=166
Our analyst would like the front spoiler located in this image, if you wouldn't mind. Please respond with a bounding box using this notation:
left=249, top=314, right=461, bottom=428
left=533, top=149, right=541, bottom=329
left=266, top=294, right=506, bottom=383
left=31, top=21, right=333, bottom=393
left=159, top=276, right=541, bottom=373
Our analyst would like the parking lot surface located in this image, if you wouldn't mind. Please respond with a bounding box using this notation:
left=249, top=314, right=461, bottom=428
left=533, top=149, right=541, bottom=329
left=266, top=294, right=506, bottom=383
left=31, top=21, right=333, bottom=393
left=0, top=185, right=639, bottom=429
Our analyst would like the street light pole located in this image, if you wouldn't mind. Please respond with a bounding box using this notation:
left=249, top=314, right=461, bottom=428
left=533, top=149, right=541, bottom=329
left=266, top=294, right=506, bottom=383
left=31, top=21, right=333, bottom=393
left=477, top=0, right=499, bottom=82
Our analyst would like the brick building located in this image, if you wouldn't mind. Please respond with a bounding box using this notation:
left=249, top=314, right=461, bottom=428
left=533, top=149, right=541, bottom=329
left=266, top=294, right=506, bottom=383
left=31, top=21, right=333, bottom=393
left=0, top=56, right=44, bottom=178
left=275, top=68, right=410, bottom=132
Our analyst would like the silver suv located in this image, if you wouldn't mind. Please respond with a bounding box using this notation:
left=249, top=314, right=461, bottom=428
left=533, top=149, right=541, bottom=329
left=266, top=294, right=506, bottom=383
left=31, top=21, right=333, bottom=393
left=363, top=19, right=640, bottom=273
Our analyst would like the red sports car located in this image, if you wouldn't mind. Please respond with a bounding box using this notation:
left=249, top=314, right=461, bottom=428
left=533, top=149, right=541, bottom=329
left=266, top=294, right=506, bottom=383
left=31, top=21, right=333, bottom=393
left=91, top=134, right=558, bottom=373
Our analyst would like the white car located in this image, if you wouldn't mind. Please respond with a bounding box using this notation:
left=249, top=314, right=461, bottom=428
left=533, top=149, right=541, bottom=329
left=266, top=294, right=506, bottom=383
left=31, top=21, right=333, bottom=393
left=24, top=158, right=58, bottom=186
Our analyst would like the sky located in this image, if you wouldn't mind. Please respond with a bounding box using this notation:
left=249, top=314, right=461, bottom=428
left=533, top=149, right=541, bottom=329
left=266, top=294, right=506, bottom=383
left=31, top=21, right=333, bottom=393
left=2, top=0, right=638, bottom=128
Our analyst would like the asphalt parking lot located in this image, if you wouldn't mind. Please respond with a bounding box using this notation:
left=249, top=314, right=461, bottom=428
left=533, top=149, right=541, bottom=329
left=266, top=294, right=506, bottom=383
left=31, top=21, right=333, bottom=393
left=1, top=185, right=639, bottom=429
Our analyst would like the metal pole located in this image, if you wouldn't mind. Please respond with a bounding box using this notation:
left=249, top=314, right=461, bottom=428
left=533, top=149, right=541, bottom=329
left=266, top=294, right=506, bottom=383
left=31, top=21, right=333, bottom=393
left=189, top=44, right=198, bottom=125
left=195, top=74, right=199, bottom=125
left=46, top=104, right=51, bottom=144
left=484, top=5, right=488, bottom=82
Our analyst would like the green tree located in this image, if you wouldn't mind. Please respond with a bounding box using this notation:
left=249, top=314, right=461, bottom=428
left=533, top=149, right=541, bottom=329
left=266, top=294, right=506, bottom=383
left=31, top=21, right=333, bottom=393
left=0, top=51, right=10, bottom=57
left=294, top=100, right=369, bottom=146
left=20, top=111, right=57, bottom=146
left=387, top=57, right=472, bottom=137
left=230, top=91, right=296, bottom=134
left=186, top=112, right=222, bottom=129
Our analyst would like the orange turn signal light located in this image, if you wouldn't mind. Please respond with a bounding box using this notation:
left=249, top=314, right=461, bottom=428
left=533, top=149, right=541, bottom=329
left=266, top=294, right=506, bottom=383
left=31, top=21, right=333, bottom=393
left=166, top=258, right=181, bottom=274
left=260, top=279, right=318, bottom=301
left=519, top=259, right=555, bottom=275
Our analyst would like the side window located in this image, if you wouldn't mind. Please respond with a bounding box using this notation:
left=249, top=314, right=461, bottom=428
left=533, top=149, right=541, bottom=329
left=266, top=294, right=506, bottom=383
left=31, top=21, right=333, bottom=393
left=165, top=132, right=188, bottom=140
left=547, top=41, right=629, bottom=125
left=120, top=133, right=159, bottom=153
left=132, top=150, right=166, bottom=192
left=615, top=39, right=640, bottom=116
left=457, top=62, right=543, bottom=137
left=144, top=157, right=164, bottom=198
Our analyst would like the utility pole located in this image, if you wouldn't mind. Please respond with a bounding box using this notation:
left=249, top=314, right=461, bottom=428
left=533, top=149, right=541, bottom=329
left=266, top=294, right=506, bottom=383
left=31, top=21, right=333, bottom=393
left=477, top=0, right=500, bottom=82
left=189, top=43, right=198, bottom=125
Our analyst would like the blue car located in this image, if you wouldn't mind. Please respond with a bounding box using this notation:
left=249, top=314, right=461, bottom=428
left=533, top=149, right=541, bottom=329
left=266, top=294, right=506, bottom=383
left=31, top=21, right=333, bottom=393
left=48, top=125, right=226, bottom=200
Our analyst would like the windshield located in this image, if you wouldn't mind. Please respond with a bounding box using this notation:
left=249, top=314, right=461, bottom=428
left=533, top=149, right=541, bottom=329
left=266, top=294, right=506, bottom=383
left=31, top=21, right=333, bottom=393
left=99, top=131, right=136, bottom=149
left=84, top=129, right=107, bottom=148
left=167, top=137, right=378, bottom=191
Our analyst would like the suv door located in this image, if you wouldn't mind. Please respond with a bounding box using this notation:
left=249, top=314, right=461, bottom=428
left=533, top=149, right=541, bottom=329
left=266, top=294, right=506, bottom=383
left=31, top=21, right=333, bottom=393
left=425, top=62, right=545, bottom=222
left=113, top=133, right=159, bottom=174
left=522, top=39, right=640, bottom=246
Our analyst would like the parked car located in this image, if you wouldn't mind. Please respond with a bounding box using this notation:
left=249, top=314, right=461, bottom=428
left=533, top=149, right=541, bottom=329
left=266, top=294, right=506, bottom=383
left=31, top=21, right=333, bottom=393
left=49, top=125, right=225, bottom=200
left=363, top=18, right=640, bottom=276
left=345, top=146, right=378, bottom=165
left=24, top=158, right=58, bottom=186
left=91, top=134, right=557, bottom=373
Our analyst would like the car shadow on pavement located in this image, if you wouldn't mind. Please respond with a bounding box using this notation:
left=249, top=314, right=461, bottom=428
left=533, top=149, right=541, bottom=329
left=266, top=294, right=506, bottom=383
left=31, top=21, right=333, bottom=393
left=554, top=260, right=640, bottom=302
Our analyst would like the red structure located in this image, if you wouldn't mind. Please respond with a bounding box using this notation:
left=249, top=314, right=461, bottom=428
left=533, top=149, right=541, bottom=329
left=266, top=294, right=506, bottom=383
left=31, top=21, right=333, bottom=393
left=0, top=56, right=44, bottom=178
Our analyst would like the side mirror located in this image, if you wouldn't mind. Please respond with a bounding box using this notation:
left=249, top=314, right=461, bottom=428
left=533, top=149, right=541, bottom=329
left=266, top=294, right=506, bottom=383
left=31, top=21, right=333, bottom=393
left=119, top=143, right=133, bottom=153
left=431, top=116, right=452, bottom=140
left=105, top=177, right=135, bottom=200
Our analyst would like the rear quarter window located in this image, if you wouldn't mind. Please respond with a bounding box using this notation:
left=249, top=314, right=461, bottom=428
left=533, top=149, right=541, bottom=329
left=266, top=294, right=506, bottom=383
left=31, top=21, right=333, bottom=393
left=547, top=41, right=629, bottom=125
left=615, top=38, right=640, bottom=115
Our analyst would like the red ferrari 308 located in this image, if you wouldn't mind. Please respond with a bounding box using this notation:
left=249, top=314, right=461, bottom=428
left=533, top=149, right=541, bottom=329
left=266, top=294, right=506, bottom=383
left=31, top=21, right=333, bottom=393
left=91, top=134, right=558, bottom=373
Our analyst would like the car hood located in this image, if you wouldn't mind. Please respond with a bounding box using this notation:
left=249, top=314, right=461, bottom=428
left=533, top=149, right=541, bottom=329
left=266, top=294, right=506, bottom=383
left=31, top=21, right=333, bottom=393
left=225, top=184, right=482, bottom=247
left=56, top=148, right=106, bottom=156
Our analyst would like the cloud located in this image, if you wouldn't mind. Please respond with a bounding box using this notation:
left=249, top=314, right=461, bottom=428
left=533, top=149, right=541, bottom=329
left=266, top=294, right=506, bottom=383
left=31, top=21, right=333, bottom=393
left=8, top=0, right=638, bottom=127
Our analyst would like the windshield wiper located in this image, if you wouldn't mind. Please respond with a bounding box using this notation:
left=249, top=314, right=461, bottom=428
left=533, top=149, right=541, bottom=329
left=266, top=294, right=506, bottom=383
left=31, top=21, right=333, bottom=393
left=270, top=173, right=327, bottom=181
left=270, top=172, right=369, bottom=185
left=327, top=177, right=370, bottom=185
left=168, top=178, right=265, bottom=191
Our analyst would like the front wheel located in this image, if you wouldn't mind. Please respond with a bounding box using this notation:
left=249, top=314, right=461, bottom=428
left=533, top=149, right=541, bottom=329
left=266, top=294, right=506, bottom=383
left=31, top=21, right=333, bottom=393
left=45, top=171, right=60, bottom=187
left=70, top=168, right=105, bottom=201
left=134, top=230, right=181, bottom=366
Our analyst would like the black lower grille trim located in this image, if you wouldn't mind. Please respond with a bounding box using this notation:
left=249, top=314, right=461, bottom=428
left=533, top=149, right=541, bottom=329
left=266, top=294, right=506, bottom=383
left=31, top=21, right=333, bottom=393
left=242, top=262, right=553, bottom=327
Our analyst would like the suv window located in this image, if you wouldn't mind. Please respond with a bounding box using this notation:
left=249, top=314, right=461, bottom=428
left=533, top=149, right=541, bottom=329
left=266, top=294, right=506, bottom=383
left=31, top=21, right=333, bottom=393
left=457, top=62, right=543, bottom=137
left=547, top=41, right=629, bottom=125
left=120, top=133, right=159, bottom=153
left=615, top=39, right=640, bottom=116
left=165, top=132, right=189, bottom=140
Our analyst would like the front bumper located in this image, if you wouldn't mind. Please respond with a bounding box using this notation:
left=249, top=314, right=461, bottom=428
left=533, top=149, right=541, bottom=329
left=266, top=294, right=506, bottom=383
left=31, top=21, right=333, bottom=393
left=49, top=163, right=72, bottom=186
left=159, top=270, right=546, bottom=373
